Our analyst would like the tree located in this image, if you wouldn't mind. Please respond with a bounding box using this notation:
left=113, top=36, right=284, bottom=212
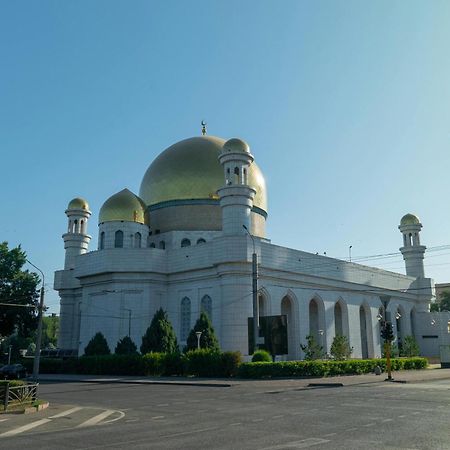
left=432, top=291, right=450, bottom=312
left=0, top=242, right=40, bottom=338
left=400, top=335, right=420, bottom=357
left=141, top=308, right=178, bottom=354
left=41, top=315, right=59, bottom=348
left=330, top=335, right=353, bottom=360
left=185, top=311, right=220, bottom=352
left=84, top=332, right=111, bottom=356
left=115, top=336, right=138, bottom=355
left=300, top=335, right=325, bottom=360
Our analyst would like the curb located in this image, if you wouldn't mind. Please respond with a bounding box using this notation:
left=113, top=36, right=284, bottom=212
left=1, top=402, right=49, bottom=415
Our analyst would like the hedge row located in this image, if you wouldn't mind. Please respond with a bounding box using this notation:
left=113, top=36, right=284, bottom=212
left=238, top=357, right=428, bottom=379
left=21, top=355, right=427, bottom=379
left=22, top=349, right=242, bottom=378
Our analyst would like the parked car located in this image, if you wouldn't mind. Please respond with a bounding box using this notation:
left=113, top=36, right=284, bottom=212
left=0, top=364, right=28, bottom=379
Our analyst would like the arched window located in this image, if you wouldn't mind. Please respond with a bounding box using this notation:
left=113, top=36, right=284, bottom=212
left=180, top=297, right=191, bottom=341
left=150, top=242, right=156, bottom=248
left=99, top=231, right=105, bottom=250
left=201, top=295, right=212, bottom=321
left=197, top=238, right=206, bottom=245
left=135, top=232, right=141, bottom=248
left=181, top=238, right=191, bottom=248
left=234, top=167, right=240, bottom=184
left=74, top=219, right=78, bottom=233
left=114, top=230, right=123, bottom=248
left=159, top=241, right=166, bottom=249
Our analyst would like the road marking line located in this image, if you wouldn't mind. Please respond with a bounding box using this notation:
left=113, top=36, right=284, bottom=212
left=230, top=422, right=242, bottom=426
left=323, top=433, right=337, bottom=437
left=152, top=416, right=165, bottom=419
left=0, top=418, right=52, bottom=437
left=102, top=411, right=125, bottom=424
left=262, top=438, right=331, bottom=449
left=398, top=415, right=406, bottom=418
left=412, top=412, right=420, bottom=415
left=157, top=403, right=169, bottom=407
left=0, top=419, right=9, bottom=422
left=381, top=419, right=393, bottom=423
left=272, top=415, right=284, bottom=419
left=77, top=410, right=115, bottom=428
left=364, top=423, right=375, bottom=427
left=49, top=406, right=83, bottom=418
left=252, top=418, right=264, bottom=422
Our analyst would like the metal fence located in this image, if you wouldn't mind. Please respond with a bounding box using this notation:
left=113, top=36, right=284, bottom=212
left=0, top=382, right=38, bottom=411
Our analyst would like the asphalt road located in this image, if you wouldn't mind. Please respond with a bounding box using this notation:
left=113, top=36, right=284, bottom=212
left=1, top=378, right=450, bottom=449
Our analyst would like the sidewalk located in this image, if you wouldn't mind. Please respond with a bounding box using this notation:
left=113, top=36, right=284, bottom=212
left=36, top=366, right=450, bottom=389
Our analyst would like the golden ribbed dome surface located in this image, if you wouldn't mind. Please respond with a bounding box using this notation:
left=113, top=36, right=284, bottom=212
left=68, top=197, right=89, bottom=210
left=139, top=136, right=267, bottom=211
left=400, top=213, right=420, bottom=226
left=99, top=189, right=148, bottom=224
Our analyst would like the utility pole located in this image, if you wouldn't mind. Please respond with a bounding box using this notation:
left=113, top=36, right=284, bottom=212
left=27, top=259, right=45, bottom=381
left=243, top=225, right=259, bottom=353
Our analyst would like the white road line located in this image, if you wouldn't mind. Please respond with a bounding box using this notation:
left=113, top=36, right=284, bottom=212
left=412, top=412, right=420, bottom=415
left=381, top=418, right=393, bottom=423
left=157, top=403, right=169, bottom=407
left=0, top=418, right=52, bottom=437
left=49, top=406, right=83, bottom=418
left=323, top=433, right=337, bottom=437
left=251, top=419, right=264, bottom=422
left=151, top=416, right=165, bottom=419
left=77, top=410, right=115, bottom=428
left=0, top=419, right=9, bottom=422
left=262, top=438, right=331, bottom=449
left=363, top=423, right=375, bottom=427
left=230, top=422, right=242, bottom=426
left=272, top=415, right=284, bottom=419
left=102, top=411, right=125, bottom=425
left=398, top=415, right=406, bottom=418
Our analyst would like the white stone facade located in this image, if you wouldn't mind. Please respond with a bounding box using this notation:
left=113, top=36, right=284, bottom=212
left=54, top=135, right=437, bottom=358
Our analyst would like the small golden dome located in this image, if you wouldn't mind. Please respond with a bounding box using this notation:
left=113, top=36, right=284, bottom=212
left=68, top=197, right=89, bottom=211
left=400, top=213, right=420, bottom=226
left=139, top=136, right=267, bottom=212
left=224, top=138, right=250, bottom=153
left=99, top=189, right=148, bottom=224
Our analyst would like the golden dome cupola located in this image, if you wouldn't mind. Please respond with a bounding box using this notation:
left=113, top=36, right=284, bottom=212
left=67, top=197, right=89, bottom=211
left=99, top=189, right=148, bottom=225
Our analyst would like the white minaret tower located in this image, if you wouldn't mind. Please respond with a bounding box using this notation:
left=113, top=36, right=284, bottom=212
left=399, top=213, right=426, bottom=278
left=217, top=138, right=256, bottom=235
left=63, top=197, right=91, bottom=269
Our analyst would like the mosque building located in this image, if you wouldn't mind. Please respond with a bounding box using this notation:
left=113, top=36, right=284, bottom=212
left=54, top=132, right=437, bottom=359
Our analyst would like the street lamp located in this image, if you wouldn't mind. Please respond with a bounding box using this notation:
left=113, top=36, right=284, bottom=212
left=26, top=259, right=45, bottom=381
left=195, top=331, right=202, bottom=350
left=349, top=245, right=353, bottom=262
left=243, top=225, right=259, bottom=353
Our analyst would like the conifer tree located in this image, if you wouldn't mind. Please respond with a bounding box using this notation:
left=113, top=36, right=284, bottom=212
left=140, top=308, right=178, bottom=354
left=185, top=311, right=220, bottom=352
left=84, top=332, right=111, bottom=356
left=115, top=336, right=138, bottom=355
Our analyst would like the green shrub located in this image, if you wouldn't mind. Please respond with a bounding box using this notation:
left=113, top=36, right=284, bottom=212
left=252, top=349, right=272, bottom=362
left=141, top=308, right=178, bottom=354
left=185, top=312, right=220, bottom=352
left=84, top=332, right=111, bottom=356
left=238, top=357, right=428, bottom=379
left=115, top=336, right=138, bottom=355
left=184, top=349, right=222, bottom=377
left=220, top=351, right=242, bottom=377
left=300, top=335, right=325, bottom=360
left=142, top=352, right=167, bottom=376
left=330, top=335, right=353, bottom=360
left=400, top=336, right=420, bottom=357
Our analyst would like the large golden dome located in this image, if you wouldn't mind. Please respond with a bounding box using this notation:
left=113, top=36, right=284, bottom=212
left=99, top=189, right=148, bottom=224
left=139, top=136, right=267, bottom=212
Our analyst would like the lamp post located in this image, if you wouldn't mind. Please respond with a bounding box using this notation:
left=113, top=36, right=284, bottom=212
left=243, top=225, right=259, bottom=353
left=196, top=331, right=202, bottom=350
left=380, top=296, right=393, bottom=381
left=349, top=245, right=352, bottom=262
left=26, top=259, right=45, bottom=381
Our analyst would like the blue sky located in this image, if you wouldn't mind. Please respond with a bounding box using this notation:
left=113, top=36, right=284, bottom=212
left=1, top=1, right=449, bottom=313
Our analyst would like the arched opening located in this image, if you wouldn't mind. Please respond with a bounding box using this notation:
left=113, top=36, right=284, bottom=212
left=114, top=230, right=123, bottom=248
left=80, top=220, right=84, bottom=234
left=200, top=295, right=212, bottom=321
left=159, top=241, right=165, bottom=249
left=134, top=232, right=141, bottom=248
left=197, top=238, right=206, bottom=245
left=181, top=238, right=191, bottom=248
left=309, top=298, right=326, bottom=351
left=74, top=219, right=78, bottom=233
left=258, top=294, right=266, bottom=318
left=408, top=233, right=413, bottom=246
left=99, top=232, right=105, bottom=250
left=410, top=307, right=416, bottom=337
left=180, top=297, right=191, bottom=341
left=334, top=302, right=343, bottom=336
left=233, top=166, right=240, bottom=184
left=149, top=243, right=156, bottom=248
left=281, top=296, right=295, bottom=360
left=359, top=305, right=369, bottom=359
left=396, top=306, right=406, bottom=352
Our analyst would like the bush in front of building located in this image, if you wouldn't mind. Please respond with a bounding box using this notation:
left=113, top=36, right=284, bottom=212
left=115, top=336, right=138, bottom=355
left=329, top=335, right=353, bottom=360
left=252, top=349, right=272, bottom=362
left=141, top=308, right=179, bottom=354
left=300, top=335, right=325, bottom=360
left=185, top=312, right=220, bottom=352
left=399, top=335, right=420, bottom=357
left=238, top=357, right=428, bottom=378
left=84, top=332, right=111, bottom=356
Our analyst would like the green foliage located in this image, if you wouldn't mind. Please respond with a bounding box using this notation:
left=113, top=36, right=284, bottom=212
left=238, top=357, right=428, bottom=379
left=185, top=311, right=220, bottom=352
left=0, top=242, right=40, bottom=338
left=252, top=349, right=272, bottom=362
left=115, top=336, right=138, bottom=355
left=221, top=351, right=242, bottom=377
left=400, top=335, right=420, bottom=357
left=41, top=315, right=59, bottom=348
left=330, top=335, right=353, bottom=360
left=84, top=332, right=111, bottom=356
left=300, top=335, right=325, bottom=360
left=141, top=308, right=178, bottom=354
left=183, top=349, right=222, bottom=376
left=382, top=342, right=399, bottom=358
left=432, top=291, right=450, bottom=312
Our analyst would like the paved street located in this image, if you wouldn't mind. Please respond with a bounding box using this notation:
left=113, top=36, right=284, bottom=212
left=1, top=377, right=450, bottom=449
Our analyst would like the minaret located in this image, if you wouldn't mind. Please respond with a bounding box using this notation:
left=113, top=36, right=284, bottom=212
left=399, top=213, right=426, bottom=278
left=217, top=138, right=256, bottom=235
left=62, top=198, right=91, bottom=269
